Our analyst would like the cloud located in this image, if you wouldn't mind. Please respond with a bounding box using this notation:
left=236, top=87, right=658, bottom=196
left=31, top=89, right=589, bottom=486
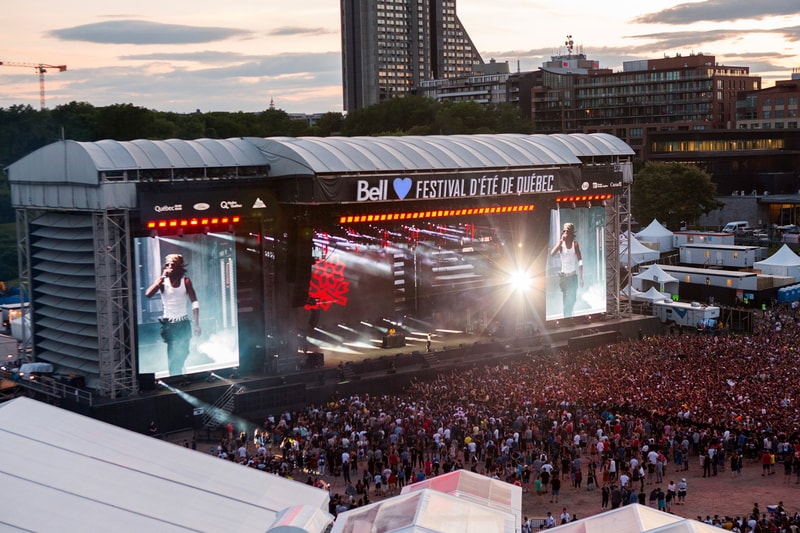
left=47, top=19, right=252, bottom=45
left=633, top=0, right=799, bottom=25
left=45, top=51, right=344, bottom=113
left=267, top=26, right=333, bottom=37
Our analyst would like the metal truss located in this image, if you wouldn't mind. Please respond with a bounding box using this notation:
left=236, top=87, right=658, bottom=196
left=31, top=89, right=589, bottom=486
left=15, top=208, right=32, bottom=358
left=606, top=182, right=633, bottom=319
left=93, top=210, right=137, bottom=398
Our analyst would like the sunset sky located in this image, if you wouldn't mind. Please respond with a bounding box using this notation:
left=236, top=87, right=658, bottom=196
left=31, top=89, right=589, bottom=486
left=1, top=0, right=798, bottom=113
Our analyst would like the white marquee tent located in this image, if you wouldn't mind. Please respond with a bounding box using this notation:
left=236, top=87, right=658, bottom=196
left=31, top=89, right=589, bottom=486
left=550, top=504, right=722, bottom=533
left=0, top=397, right=332, bottom=532
left=632, top=264, right=679, bottom=294
left=620, top=234, right=660, bottom=267
left=754, top=243, right=800, bottom=281
left=633, top=286, right=672, bottom=304
left=636, top=219, right=675, bottom=252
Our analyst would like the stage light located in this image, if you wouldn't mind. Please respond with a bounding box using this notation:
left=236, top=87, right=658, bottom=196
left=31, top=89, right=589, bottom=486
left=177, top=228, right=184, bottom=238
left=509, top=271, right=531, bottom=292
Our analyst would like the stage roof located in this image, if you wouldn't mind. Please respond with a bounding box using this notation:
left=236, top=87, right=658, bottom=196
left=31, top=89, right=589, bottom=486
left=0, top=397, right=331, bottom=532
left=8, top=133, right=633, bottom=185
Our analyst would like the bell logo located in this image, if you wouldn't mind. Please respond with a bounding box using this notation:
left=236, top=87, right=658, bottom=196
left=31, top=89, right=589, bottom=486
left=356, top=180, right=387, bottom=201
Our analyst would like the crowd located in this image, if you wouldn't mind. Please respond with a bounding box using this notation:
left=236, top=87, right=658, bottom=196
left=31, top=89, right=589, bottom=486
left=208, top=305, right=800, bottom=531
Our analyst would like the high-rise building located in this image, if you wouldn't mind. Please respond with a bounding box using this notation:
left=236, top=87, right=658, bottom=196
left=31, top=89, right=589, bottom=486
left=531, top=53, right=761, bottom=156
left=341, top=0, right=484, bottom=111
left=736, top=70, right=800, bottom=130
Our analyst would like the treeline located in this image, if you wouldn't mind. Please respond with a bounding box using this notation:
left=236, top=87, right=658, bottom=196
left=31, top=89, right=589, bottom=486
left=0, top=96, right=532, bottom=282
left=0, top=96, right=532, bottom=171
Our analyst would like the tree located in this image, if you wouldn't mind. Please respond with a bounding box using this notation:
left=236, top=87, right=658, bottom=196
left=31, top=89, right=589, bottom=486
left=631, top=162, right=724, bottom=231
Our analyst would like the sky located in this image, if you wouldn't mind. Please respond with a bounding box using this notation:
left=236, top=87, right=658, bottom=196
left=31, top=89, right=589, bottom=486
left=1, top=0, right=799, bottom=115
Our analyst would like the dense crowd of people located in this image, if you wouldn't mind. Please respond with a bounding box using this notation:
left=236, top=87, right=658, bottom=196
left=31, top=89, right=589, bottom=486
left=209, top=305, right=800, bottom=531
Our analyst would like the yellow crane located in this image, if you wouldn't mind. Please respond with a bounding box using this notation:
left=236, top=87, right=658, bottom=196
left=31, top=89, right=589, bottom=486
left=0, top=61, right=67, bottom=110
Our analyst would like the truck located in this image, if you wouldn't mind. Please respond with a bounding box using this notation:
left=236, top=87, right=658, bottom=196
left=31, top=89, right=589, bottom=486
left=652, top=300, right=721, bottom=329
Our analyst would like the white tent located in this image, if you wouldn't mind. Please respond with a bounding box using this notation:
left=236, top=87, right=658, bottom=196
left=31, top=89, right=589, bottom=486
left=754, top=243, right=800, bottom=281
left=633, top=286, right=672, bottom=303
left=0, top=397, right=332, bottom=532
left=401, top=469, right=522, bottom=530
left=620, top=234, right=660, bottom=267
left=632, top=264, right=679, bottom=294
left=550, top=504, right=721, bottom=533
left=621, top=284, right=645, bottom=300
left=330, top=488, right=516, bottom=533
left=636, top=219, right=675, bottom=252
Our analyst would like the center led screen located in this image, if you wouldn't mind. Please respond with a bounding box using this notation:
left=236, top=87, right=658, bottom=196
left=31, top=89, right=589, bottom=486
left=134, top=233, right=239, bottom=379
left=546, top=206, right=608, bottom=321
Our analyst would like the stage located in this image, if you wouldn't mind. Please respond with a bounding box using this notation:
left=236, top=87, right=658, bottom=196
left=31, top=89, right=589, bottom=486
left=78, top=313, right=660, bottom=437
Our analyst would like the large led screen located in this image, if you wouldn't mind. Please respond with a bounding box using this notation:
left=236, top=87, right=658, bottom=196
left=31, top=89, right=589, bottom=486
left=546, top=206, right=607, bottom=321
left=135, top=233, right=239, bottom=379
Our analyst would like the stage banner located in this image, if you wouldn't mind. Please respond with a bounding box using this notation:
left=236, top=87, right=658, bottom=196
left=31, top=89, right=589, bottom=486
left=312, top=165, right=624, bottom=203
left=138, top=185, right=278, bottom=221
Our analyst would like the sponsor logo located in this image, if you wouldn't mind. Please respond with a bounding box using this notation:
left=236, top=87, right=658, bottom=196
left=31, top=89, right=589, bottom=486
left=393, top=177, right=412, bottom=200
left=581, top=182, right=590, bottom=191
left=220, top=200, right=243, bottom=209
left=193, top=202, right=210, bottom=211
left=154, top=204, right=182, bottom=213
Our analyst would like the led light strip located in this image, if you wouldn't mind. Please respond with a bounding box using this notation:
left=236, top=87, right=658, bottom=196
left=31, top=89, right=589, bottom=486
left=146, top=216, right=241, bottom=229
left=555, top=194, right=614, bottom=203
left=338, top=204, right=534, bottom=225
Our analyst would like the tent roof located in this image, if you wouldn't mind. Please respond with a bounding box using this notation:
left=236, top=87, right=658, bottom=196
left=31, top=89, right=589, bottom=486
left=755, top=243, right=800, bottom=267
left=621, top=235, right=661, bottom=256
left=637, top=219, right=673, bottom=238
left=632, top=264, right=679, bottom=283
left=330, top=488, right=515, bottom=533
left=0, top=397, right=330, bottom=532
left=400, top=469, right=522, bottom=518
left=7, top=133, right=632, bottom=185
left=549, top=504, right=720, bottom=533
left=635, top=287, right=672, bottom=303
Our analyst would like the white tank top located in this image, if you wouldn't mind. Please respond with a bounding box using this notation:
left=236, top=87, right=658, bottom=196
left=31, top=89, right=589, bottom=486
left=560, top=242, right=578, bottom=274
left=162, top=278, right=188, bottom=319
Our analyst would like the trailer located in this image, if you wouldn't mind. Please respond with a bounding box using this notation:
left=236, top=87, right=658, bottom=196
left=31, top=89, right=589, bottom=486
left=652, top=300, right=721, bottom=329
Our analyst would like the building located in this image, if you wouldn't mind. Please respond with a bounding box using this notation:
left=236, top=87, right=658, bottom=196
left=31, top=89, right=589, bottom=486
left=531, top=53, right=761, bottom=156
left=644, top=129, right=800, bottom=228
left=341, top=0, right=484, bottom=111
left=736, top=70, right=800, bottom=130
left=417, top=58, right=511, bottom=106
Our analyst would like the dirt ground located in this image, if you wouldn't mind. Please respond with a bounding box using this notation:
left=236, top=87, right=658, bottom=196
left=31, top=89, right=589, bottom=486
left=323, top=453, right=799, bottom=525
left=166, top=430, right=798, bottom=525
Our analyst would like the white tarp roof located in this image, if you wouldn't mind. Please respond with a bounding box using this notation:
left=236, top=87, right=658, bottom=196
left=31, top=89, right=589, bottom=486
left=330, top=488, right=516, bottom=533
left=0, top=397, right=331, bottom=532
left=620, top=235, right=660, bottom=267
left=400, top=469, right=522, bottom=528
left=549, top=504, right=721, bottom=533
left=755, top=243, right=800, bottom=267
left=632, top=264, right=679, bottom=293
left=755, top=244, right=800, bottom=280
left=634, top=286, right=672, bottom=303
left=636, top=220, right=674, bottom=252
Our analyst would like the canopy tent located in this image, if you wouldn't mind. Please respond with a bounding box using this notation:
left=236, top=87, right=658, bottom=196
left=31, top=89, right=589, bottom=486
left=620, top=234, right=660, bottom=267
left=632, top=264, right=679, bottom=294
left=754, top=243, right=800, bottom=281
left=636, top=219, right=675, bottom=252
left=330, top=488, right=516, bottom=533
left=550, top=504, right=722, bottom=533
left=633, top=286, right=672, bottom=303
left=621, top=284, right=645, bottom=301
left=0, top=397, right=332, bottom=532
left=400, top=469, right=522, bottom=529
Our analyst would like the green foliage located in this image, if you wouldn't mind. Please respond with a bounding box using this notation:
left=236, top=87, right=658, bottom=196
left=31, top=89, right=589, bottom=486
left=631, top=162, right=724, bottom=231
left=0, top=224, right=17, bottom=282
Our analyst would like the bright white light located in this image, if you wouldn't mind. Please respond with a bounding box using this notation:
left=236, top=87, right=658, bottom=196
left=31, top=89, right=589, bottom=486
left=509, top=271, right=530, bottom=292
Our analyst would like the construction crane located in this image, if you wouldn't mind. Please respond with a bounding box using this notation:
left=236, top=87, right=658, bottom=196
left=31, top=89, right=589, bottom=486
left=0, top=61, right=67, bottom=110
